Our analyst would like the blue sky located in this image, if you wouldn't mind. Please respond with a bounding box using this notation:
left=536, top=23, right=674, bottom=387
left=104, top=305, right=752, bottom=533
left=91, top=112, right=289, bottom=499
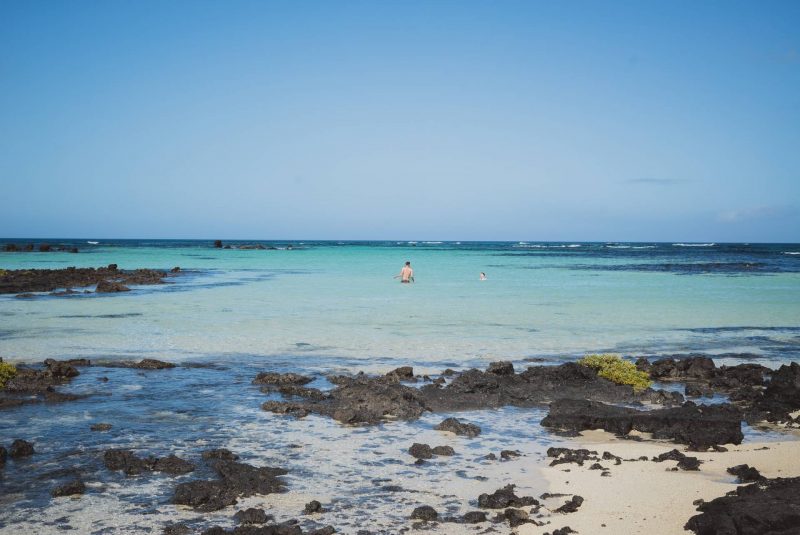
left=1, top=0, right=798, bottom=241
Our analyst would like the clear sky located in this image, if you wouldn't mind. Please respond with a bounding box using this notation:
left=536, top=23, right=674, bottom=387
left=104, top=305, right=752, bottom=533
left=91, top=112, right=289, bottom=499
left=1, top=0, right=798, bottom=242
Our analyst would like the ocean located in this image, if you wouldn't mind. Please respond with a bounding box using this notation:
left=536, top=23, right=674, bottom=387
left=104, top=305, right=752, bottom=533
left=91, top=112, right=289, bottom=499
left=1, top=239, right=799, bottom=533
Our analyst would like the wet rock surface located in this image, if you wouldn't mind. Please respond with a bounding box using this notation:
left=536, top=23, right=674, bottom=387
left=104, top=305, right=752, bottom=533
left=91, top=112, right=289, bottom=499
left=435, top=417, right=481, bottom=437
left=104, top=449, right=195, bottom=476
left=727, top=464, right=765, bottom=483
left=253, top=372, right=314, bottom=386
left=173, top=458, right=288, bottom=511
left=262, top=374, right=427, bottom=424
left=0, top=266, right=172, bottom=295
left=421, top=362, right=684, bottom=413
left=541, top=399, right=744, bottom=450
left=9, top=439, right=35, bottom=458
left=685, top=476, right=800, bottom=535
left=51, top=479, right=86, bottom=497
left=234, top=508, right=272, bottom=524
left=410, top=505, right=438, bottom=521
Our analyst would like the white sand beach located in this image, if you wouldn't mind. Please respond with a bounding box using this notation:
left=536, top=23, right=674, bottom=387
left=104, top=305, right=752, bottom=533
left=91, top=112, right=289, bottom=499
left=519, top=430, right=800, bottom=535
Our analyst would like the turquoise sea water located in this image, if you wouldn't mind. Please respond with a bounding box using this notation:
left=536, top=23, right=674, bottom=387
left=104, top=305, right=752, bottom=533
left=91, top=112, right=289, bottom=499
left=2, top=240, right=799, bottom=367
left=1, top=240, right=799, bottom=534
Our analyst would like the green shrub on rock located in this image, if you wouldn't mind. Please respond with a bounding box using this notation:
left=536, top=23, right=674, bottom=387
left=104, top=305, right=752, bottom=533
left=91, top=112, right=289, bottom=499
left=579, top=353, right=652, bottom=392
left=0, top=360, right=17, bottom=388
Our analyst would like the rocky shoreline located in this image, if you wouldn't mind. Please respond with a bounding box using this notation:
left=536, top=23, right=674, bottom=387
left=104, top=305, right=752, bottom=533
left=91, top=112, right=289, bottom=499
left=0, top=265, right=180, bottom=296
left=1, top=353, right=799, bottom=534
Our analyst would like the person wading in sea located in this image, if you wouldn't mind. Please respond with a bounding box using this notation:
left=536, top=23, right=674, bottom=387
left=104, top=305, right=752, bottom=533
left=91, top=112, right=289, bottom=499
left=394, top=261, right=414, bottom=283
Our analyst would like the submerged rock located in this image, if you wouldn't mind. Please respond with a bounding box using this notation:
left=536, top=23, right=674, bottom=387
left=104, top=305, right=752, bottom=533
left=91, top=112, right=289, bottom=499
left=9, top=439, right=34, bottom=458
left=52, top=479, right=86, bottom=497
left=685, top=476, right=800, bottom=535
left=90, top=423, right=113, bottom=431
left=541, top=399, right=743, bottom=450
left=0, top=446, right=6, bottom=468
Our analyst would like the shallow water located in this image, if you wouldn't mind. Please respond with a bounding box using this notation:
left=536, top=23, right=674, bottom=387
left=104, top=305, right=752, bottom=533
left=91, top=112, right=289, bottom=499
left=1, top=240, right=799, bottom=533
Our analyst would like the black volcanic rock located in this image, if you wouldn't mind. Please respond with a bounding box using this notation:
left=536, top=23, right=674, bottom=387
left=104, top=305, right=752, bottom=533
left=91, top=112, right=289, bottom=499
left=435, top=417, right=481, bottom=437
left=9, top=439, right=34, bottom=458
left=410, top=505, right=438, bottom=521
left=727, top=464, right=765, bottom=483
left=173, top=459, right=287, bottom=512
left=685, top=477, right=800, bottom=535
left=477, top=484, right=538, bottom=509
left=253, top=372, right=313, bottom=386
left=104, top=449, right=194, bottom=476
left=542, top=399, right=743, bottom=450
left=52, top=479, right=86, bottom=497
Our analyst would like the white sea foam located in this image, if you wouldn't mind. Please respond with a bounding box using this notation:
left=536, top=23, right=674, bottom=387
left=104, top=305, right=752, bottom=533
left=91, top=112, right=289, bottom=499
left=87, top=241, right=99, bottom=245
left=784, top=252, right=800, bottom=255
left=672, top=243, right=716, bottom=247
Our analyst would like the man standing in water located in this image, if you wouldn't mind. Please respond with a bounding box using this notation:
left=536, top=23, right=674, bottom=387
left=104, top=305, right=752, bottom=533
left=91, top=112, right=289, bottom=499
left=395, top=261, right=414, bottom=283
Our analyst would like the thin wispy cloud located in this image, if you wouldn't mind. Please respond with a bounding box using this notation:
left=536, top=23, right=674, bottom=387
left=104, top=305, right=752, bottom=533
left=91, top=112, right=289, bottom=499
left=717, top=205, right=796, bottom=223
left=624, top=178, right=691, bottom=185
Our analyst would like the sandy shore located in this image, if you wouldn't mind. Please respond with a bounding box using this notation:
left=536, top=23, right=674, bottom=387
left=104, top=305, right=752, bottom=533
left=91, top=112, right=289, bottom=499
left=518, top=429, right=800, bottom=535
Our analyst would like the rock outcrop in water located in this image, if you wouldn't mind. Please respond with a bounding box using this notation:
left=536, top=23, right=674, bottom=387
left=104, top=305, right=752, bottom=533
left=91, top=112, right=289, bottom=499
left=541, top=399, right=743, bottom=450
left=261, top=361, right=687, bottom=426
left=173, top=457, right=288, bottom=512
left=420, top=362, right=684, bottom=412
left=685, top=477, right=800, bottom=535
left=104, top=449, right=195, bottom=476
left=0, top=265, right=174, bottom=295
left=262, top=373, right=428, bottom=424
left=0, top=359, right=87, bottom=410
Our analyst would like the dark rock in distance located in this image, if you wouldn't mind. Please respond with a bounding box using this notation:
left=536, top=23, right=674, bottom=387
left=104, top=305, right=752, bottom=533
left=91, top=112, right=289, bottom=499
left=202, top=448, right=239, bottom=461
left=435, top=417, right=481, bottom=437
left=253, top=372, right=313, bottom=386
left=487, top=361, right=515, bottom=376
left=96, top=280, right=130, bottom=293
left=52, top=479, right=86, bottom=497
left=9, top=439, right=34, bottom=458
left=0, top=446, right=6, bottom=468
left=410, top=505, right=438, bottom=521
left=134, top=359, right=175, bottom=369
